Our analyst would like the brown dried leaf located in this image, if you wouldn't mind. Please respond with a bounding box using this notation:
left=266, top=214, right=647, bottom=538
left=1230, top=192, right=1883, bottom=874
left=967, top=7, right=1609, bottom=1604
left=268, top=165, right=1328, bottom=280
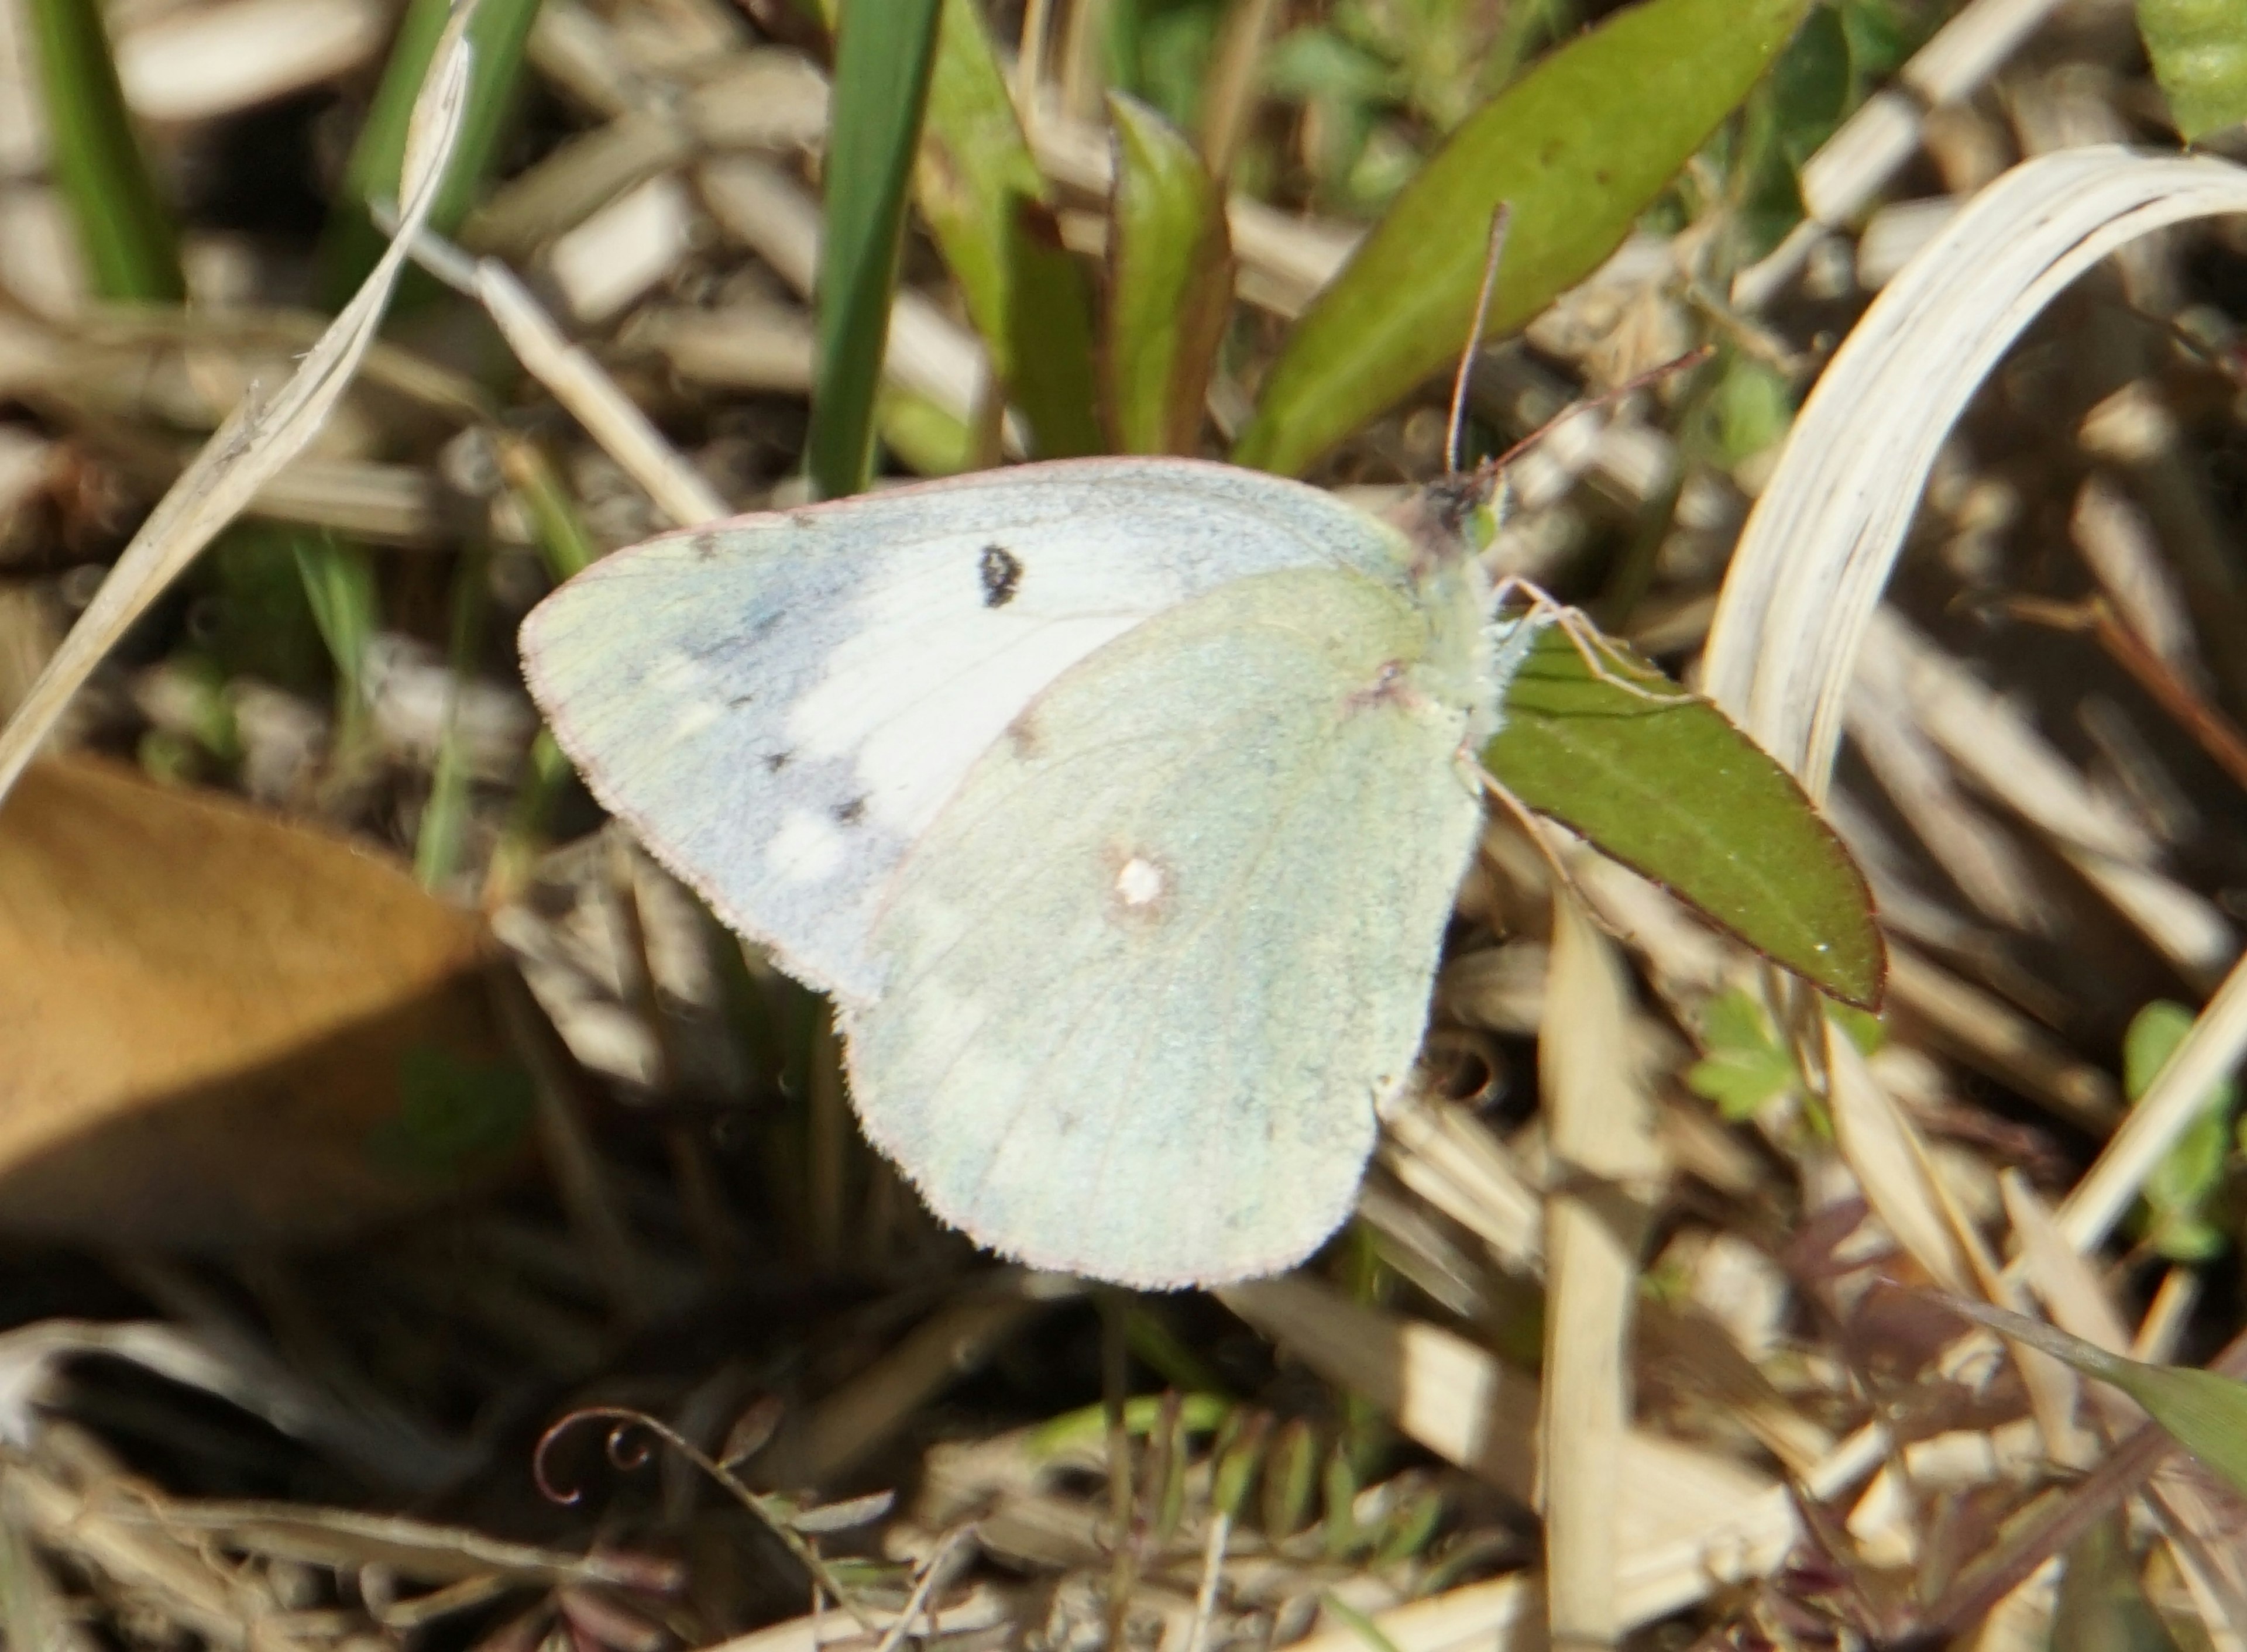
left=0, top=755, right=524, bottom=1247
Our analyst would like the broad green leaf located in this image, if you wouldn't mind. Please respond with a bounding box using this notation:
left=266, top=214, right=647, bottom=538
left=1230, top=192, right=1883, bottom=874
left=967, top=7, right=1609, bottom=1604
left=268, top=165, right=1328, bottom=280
left=2138, top=0, right=2247, bottom=142
left=1233, top=0, right=1810, bottom=477
left=2053, top=1516, right=2173, bottom=1652
left=1937, top=1295, right=2247, bottom=1501
left=877, top=386, right=977, bottom=477
left=24, top=0, right=182, bottom=301
left=2124, top=1000, right=2239, bottom=1263
left=1104, top=94, right=1234, bottom=455
left=1482, top=625, right=1883, bottom=1007
left=317, top=0, right=545, bottom=301
left=1003, top=202, right=1104, bottom=458
left=901, top=0, right=1104, bottom=458
left=808, top=0, right=943, bottom=500
left=1111, top=0, right=1226, bottom=129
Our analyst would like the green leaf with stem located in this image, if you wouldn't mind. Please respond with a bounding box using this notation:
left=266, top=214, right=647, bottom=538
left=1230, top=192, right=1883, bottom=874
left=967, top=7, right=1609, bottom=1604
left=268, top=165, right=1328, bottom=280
left=1484, top=622, right=1883, bottom=1007
left=1234, top=0, right=1810, bottom=476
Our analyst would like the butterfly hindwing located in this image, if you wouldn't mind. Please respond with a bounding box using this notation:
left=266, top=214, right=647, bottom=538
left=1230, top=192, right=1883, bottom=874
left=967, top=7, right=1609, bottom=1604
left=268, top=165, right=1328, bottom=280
left=843, top=563, right=1491, bottom=1288
left=519, top=460, right=1405, bottom=1004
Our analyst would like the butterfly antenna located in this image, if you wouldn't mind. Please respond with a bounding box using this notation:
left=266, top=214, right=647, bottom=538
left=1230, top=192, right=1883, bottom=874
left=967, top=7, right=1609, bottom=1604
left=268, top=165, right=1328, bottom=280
left=1488, top=343, right=1715, bottom=473
left=1445, top=203, right=1514, bottom=477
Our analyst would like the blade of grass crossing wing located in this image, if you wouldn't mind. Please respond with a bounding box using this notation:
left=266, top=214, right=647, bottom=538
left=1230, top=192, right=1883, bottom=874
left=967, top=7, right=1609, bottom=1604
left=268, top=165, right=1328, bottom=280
left=1232, top=0, right=1810, bottom=477
left=317, top=0, right=545, bottom=302
left=24, top=0, right=183, bottom=300
left=1104, top=93, right=1234, bottom=455
left=1937, top=1295, right=2247, bottom=1499
left=2138, top=0, right=2247, bottom=141
left=1482, top=625, right=1883, bottom=1006
left=808, top=0, right=943, bottom=500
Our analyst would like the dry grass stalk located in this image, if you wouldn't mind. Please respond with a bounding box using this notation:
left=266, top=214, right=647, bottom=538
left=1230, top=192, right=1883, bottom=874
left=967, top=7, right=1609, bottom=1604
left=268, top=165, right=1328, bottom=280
left=1731, top=0, right=2073, bottom=307
left=1537, top=892, right=1660, bottom=1650
left=0, top=8, right=478, bottom=803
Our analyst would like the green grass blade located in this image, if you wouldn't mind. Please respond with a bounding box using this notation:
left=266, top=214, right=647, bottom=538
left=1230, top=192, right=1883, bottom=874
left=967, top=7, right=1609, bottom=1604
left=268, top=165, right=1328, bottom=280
left=1103, top=93, right=1232, bottom=455
left=292, top=531, right=381, bottom=753
left=25, top=0, right=183, bottom=301
left=808, top=0, right=943, bottom=500
left=1938, top=1295, right=2247, bottom=1500
left=1483, top=624, right=1883, bottom=1007
left=2138, top=0, right=2247, bottom=140
left=1233, top=0, right=1809, bottom=477
left=317, top=0, right=545, bottom=302
left=414, top=543, right=490, bottom=888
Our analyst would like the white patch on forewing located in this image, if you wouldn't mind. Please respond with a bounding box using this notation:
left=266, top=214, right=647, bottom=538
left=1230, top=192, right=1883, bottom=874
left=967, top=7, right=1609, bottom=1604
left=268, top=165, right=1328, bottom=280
left=766, top=808, right=846, bottom=882
left=670, top=701, right=723, bottom=741
left=1115, top=856, right=1165, bottom=906
left=648, top=651, right=713, bottom=694
left=784, top=563, right=1147, bottom=839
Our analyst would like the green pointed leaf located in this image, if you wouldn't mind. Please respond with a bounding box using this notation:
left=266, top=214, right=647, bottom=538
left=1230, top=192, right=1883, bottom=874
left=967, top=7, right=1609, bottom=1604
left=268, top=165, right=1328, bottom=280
left=808, top=0, right=943, bottom=499
left=2138, top=0, right=2247, bottom=142
left=1003, top=201, right=1104, bottom=457
left=1104, top=94, right=1234, bottom=456
left=1232, top=0, right=1810, bottom=477
left=1482, top=625, right=1883, bottom=1007
left=908, top=0, right=1103, bottom=457
left=1937, top=1295, right=2247, bottom=1501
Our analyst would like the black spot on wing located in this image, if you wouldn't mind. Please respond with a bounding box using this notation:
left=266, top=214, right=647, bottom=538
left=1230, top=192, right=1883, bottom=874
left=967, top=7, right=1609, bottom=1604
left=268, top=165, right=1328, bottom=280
left=689, top=532, right=720, bottom=561
left=979, top=543, right=1023, bottom=608
left=834, top=797, right=867, bottom=825
left=765, top=751, right=792, bottom=772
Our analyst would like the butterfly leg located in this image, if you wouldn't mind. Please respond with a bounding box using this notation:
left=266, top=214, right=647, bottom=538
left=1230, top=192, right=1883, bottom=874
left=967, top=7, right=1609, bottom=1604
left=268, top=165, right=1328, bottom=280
left=1485, top=574, right=1693, bottom=708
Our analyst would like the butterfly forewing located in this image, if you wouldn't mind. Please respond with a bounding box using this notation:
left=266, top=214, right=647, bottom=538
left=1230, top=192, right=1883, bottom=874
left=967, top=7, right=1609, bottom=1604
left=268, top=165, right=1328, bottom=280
left=844, top=563, right=1490, bottom=1288
left=518, top=460, right=1408, bottom=1005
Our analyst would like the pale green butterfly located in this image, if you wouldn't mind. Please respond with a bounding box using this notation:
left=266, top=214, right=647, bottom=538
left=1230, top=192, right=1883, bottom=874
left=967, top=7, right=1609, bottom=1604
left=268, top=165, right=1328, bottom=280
left=518, top=459, right=1545, bottom=1289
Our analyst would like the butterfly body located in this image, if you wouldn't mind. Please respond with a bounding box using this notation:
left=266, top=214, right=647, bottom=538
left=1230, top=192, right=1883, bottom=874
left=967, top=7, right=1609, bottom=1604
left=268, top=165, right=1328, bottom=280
left=521, top=457, right=1519, bottom=1287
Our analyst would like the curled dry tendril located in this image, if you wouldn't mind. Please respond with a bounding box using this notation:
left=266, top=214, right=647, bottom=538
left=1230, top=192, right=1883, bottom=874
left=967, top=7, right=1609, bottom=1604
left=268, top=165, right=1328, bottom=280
left=529, top=1404, right=885, bottom=1636
left=534, top=1406, right=678, bottom=1505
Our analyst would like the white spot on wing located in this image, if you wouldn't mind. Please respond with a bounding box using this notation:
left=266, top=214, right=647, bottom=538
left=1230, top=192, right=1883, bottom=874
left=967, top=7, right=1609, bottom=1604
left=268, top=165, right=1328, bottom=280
left=1115, top=856, right=1165, bottom=907
left=767, top=808, right=846, bottom=882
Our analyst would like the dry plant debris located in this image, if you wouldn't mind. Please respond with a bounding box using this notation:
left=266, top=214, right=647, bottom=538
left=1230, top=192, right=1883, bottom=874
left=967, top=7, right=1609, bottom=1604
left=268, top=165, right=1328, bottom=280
left=0, top=2, right=2243, bottom=1651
